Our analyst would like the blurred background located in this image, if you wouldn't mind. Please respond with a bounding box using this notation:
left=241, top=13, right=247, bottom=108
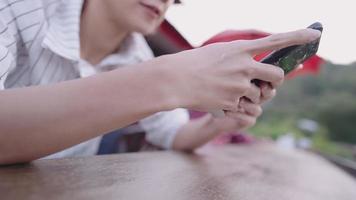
left=164, top=0, right=356, bottom=174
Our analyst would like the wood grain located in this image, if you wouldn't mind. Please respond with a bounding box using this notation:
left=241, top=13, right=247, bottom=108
left=1, top=143, right=355, bottom=200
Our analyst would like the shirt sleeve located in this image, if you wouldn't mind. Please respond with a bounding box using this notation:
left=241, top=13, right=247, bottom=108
left=139, top=108, right=190, bottom=149
left=0, top=19, right=16, bottom=90
left=0, top=47, right=14, bottom=90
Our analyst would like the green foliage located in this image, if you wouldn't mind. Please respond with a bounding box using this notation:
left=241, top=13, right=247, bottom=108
left=249, top=61, right=356, bottom=157
left=312, top=133, right=354, bottom=160
left=249, top=117, right=304, bottom=140
left=318, top=93, right=356, bottom=143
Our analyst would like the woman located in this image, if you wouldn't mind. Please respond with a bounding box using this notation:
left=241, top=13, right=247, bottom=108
left=0, top=0, right=320, bottom=164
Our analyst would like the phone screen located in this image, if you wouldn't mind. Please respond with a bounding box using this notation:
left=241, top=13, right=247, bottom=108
left=261, top=22, right=323, bottom=74
left=270, top=39, right=320, bottom=73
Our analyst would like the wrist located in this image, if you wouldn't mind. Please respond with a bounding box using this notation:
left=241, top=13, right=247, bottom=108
left=152, top=55, right=192, bottom=110
left=210, top=115, right=237, bottom=133
left=201, top=114, right=225, bottom=134
left=144, top=56, right=183, bottom=111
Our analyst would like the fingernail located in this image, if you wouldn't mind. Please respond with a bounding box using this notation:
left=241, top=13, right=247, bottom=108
left=306, top=29, right=321, bottom=41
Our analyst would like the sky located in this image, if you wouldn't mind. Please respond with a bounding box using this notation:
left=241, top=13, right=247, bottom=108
left=166, top=0, right=356, bottom=65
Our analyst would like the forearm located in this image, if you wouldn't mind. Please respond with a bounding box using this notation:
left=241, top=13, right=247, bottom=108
left=0, top=60, right=177, bottom=165
left=172, top=114, right=222, bottom=151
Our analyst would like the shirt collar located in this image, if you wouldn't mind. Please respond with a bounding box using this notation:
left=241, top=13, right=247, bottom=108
left=77, top=33, right=154, bottom=77
left=42, top=1, right=154, bottom=66
left=42, top=0, right=84, bottom=61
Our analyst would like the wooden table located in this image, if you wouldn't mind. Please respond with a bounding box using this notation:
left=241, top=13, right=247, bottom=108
left=1, top=144, right=356, bottom=200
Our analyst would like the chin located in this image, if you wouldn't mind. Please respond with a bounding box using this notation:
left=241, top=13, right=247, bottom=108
left=135, top=24, right=159, bottom=35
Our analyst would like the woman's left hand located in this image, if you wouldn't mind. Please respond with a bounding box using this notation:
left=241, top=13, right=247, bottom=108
left=212, top=98, right=262, bottom=132
left=214, top=80, right=279, bottom=132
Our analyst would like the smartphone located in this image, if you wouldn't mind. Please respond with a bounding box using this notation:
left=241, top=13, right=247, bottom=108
left=211, top=22, right=323, bottom=118
left=260, top=22, right=323, bottom=74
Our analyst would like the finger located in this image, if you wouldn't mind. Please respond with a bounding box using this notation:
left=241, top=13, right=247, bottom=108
left=244, top=29, right=321, bottom=55
left=224, top=111, right=256, bottom=130
left=243, top=84, right=261, bottom=104
left=240, top=99, right=263, bottom=117
left=260, top=82, right=276, bottom=103
left=250, top=62, right=285, bottom=86
left=297, top=64, right=304, bottom=70
left=210, top=109, right=226, bottom=118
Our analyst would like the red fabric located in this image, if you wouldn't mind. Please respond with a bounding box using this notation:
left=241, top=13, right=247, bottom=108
left=159, top=20, right=193, bottom=50
left=211, top=133, right=254, bottom=145
left=202, top=30, right=324, bottom=78
left=286, top=55, right=324, bottom=78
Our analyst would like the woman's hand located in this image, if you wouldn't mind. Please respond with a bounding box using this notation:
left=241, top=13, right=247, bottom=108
left=219, top=80, right=278, bottom=132
left=161, top=29, right=320, bottom=113
left=216, top=99, right=263, bottom=132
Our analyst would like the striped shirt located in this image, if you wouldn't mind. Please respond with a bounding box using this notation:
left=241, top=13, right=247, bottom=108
left=0, top=0, right=189, bottom=159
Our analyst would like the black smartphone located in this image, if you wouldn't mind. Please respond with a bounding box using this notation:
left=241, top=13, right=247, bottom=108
left=260, top=22, right=323, bottom=74
left=212, top=23, right=323, bottom=118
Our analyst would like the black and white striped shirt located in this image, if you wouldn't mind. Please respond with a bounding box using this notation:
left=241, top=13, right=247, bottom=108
left=0, top=0, right=83, bottom=90
left=0, top=0, right=189, bottom=158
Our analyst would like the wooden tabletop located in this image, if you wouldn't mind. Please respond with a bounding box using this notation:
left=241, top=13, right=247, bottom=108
left=1, top=143, right=356, bottom=200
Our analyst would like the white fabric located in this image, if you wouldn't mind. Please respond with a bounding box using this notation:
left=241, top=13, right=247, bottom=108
left=0, top=0, right=189, bottom=158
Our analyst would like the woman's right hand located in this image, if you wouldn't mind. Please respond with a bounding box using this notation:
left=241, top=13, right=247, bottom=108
left=162, top=28, right=321, bottom=113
